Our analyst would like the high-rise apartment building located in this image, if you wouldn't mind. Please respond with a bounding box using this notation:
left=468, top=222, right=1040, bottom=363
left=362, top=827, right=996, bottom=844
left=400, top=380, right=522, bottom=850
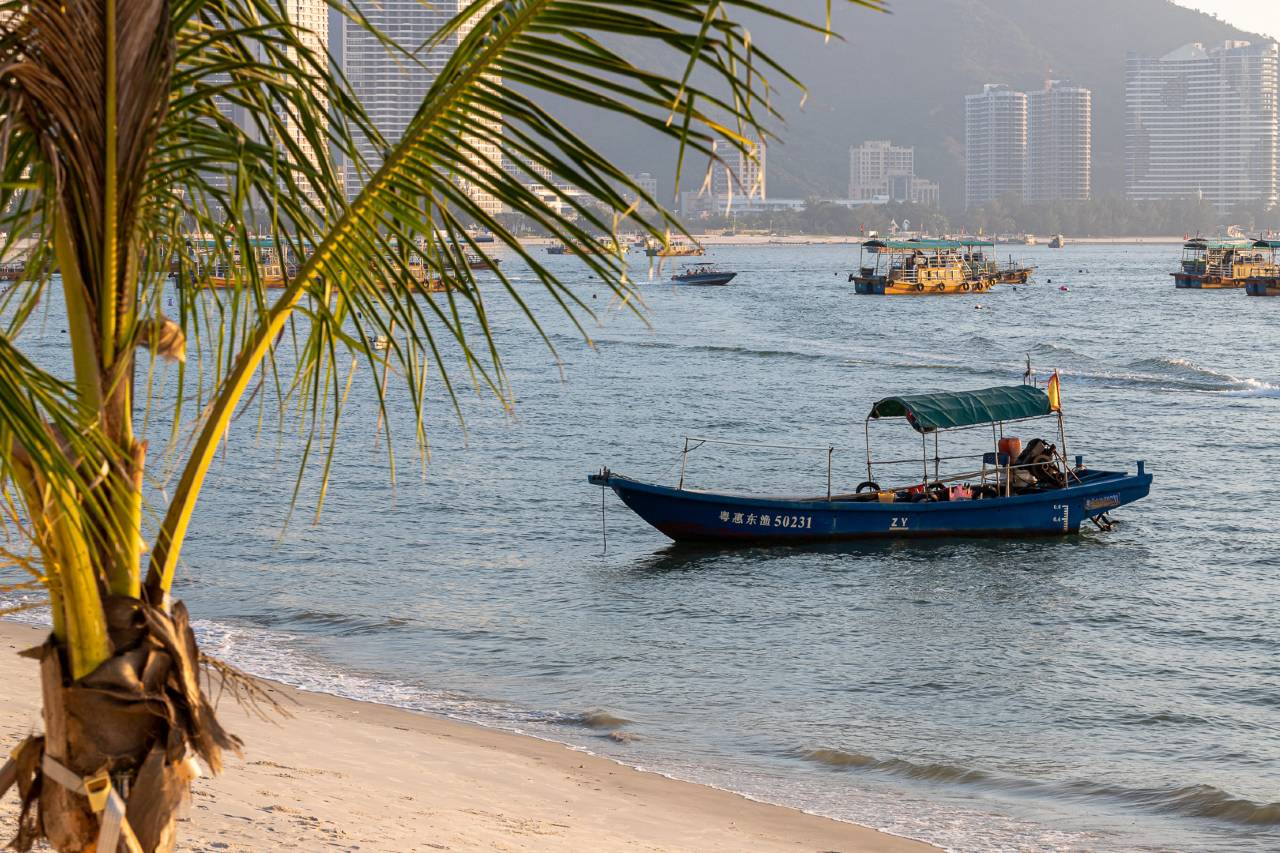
left=284, top=0, right=329, bottom=166
left=849, top=141, right=912, bottom=200
left=454, top=3, right=504, bottom=216
left=965, top=84, right=1027, bottom=209
left=848, top=140, right=940, bottom=207
left=1126, top=41, right=1278, bottom=211
left=681, top=138, right=766, bottom=217
left=344, top=2, right=504, bottom=214
left=1026, top=80, right=1092, bottom=203
left=205, top=1, right=330, bottom=209
left=627, top=172, right=659, bottom=204
left=344, top=3, right=452, bottom=199
left=709, top=138, right=766, bottom=201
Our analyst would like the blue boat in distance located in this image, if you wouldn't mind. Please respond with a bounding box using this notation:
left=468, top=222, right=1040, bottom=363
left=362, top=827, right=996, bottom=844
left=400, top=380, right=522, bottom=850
left=671, top=263, right=737, bottom=286
left=589, top=381, right=1152, bottom=543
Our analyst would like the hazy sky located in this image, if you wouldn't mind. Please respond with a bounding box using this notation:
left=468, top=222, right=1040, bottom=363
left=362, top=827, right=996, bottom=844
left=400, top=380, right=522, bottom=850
left=1175, top=1, right=1279, bottom=38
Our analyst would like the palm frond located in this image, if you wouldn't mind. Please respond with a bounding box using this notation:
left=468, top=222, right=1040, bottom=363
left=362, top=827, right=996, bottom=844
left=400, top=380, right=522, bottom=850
left=145, top=0, right=884, bottom=593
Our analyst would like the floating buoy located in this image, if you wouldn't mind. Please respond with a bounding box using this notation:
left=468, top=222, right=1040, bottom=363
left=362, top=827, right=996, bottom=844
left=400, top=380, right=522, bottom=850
left=1059, top=285, right=1069, bottom=292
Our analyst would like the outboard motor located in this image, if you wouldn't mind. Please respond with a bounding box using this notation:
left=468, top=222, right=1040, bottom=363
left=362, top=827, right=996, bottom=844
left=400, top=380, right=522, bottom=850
left=1014, top=438, right=1066, bottom=488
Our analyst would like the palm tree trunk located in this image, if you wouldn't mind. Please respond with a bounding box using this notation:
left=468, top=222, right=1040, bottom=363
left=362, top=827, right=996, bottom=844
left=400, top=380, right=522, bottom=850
left=14, top=600, right=239, bottom=852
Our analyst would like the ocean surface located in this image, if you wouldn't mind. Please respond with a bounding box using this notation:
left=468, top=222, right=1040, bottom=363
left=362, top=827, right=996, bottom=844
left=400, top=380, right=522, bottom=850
left=5, top=242, right=1280, bottom=852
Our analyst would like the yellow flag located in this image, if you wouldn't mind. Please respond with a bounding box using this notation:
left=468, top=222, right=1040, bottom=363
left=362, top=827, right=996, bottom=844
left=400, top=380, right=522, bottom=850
left=1047, top=371, right=1062, bottom=411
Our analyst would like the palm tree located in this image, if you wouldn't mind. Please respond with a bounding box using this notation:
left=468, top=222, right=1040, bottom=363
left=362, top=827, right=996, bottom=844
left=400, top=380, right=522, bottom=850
left=0, top=0, right=881, bottom=849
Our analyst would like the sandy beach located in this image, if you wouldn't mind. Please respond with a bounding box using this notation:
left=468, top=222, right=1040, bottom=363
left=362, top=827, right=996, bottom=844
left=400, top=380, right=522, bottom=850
left=0, top=621, right=934, bottom=852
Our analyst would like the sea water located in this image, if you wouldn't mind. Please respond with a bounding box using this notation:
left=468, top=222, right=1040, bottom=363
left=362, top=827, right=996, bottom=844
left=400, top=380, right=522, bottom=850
left=4, top=243, right=1279, bottom=852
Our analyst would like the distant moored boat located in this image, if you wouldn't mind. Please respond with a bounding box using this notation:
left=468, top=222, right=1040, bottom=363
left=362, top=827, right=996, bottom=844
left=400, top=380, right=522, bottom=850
left=1173, top=238, right=1277, bottom=289
left=850, top=239, right=999, bottom=295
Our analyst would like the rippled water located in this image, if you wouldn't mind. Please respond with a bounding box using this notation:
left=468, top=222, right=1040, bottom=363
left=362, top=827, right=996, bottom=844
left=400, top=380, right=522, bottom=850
left=6, top=243, right=1280, bottom=852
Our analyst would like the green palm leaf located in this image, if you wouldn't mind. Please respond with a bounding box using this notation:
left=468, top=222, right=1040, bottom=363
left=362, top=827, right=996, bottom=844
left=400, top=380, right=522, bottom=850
left=0, top=0, right=884, bottom=844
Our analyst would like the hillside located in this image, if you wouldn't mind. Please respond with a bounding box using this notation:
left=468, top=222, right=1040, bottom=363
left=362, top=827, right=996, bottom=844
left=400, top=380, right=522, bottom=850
left=560, top=0, right=1265, bottom=211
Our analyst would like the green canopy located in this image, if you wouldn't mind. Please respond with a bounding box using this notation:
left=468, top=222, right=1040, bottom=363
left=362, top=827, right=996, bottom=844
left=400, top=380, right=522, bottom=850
left=869, top=385, right=1052, bottom=433
left=864, top=238, right=994, bottom=251
left=1183, top=238, right=1253, bottom=250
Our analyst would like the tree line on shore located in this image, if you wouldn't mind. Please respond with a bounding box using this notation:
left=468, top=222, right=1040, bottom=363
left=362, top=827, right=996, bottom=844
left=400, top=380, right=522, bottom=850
left=662, top=194, right=1280, bottom=238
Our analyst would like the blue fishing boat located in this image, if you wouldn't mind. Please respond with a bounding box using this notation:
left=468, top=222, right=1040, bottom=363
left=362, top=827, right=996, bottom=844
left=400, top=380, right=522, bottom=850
left=671, top=263, right=736, bottom=286
left=589, top=380, right=1151, bottom=543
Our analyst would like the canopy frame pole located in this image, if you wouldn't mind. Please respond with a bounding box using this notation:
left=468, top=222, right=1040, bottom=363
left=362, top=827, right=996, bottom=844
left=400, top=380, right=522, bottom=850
left=827, top=446, right=834, bottom=500
left=865, top=419, right=873, bottom=484
left=1057, top=411, right=1079, bottom=483
left=1001, top=420, right=1012, bottom=497
left=989, top=422, right=998, bottom=490
left=921, top=432, right=928, bottom=486
left=678, top=437, right=690, bottom=491
left=933, top=431, right=940, bottom=483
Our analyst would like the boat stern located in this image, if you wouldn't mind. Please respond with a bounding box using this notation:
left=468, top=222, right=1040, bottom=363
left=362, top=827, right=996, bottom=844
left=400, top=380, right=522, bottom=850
left=1076, top=460, right=1153, bottom=522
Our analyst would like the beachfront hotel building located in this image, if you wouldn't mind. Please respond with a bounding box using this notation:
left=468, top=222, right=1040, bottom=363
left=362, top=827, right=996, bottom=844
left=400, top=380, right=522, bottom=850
left=1026, top=81, right=1092, bottom=203
left=848, top=140, right=940, bottom=207
left=344, top=2, right=504, bottom=214
left=965, top=84, right=1027, bottom=209
left=1125, top=41, right=1279, bottom=211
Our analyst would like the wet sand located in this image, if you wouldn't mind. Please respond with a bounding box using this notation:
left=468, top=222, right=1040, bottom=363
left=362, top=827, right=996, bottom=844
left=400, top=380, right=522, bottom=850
left=0, top=621, right=935, bottom=851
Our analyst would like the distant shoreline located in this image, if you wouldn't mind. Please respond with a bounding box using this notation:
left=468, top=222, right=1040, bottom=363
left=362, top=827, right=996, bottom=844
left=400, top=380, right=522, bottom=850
left=690, top=235, right=1190, bottom=246
left=517, top=234, right=1191, bottom=246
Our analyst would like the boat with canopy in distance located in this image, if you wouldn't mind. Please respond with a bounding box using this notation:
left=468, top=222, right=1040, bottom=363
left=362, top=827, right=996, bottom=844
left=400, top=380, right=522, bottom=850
left=645, top=233, right=705, bottom=257
left=1244, top=240, right=1280, bottom=296
left=588, top=376, right=1151, bottom=543
left=850, top=239, right=1000, bottom=295
left=1173, top=238, right=1278, bottom=288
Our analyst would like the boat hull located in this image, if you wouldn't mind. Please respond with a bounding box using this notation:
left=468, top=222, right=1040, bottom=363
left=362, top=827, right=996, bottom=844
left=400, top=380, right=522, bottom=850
left=998, top=268, right=1033, bottom=284
left=853, top=276, right=994, bottom=295
left=1245, top=278, right=1280, bottom=296
left=589, top=467, right=1151, bottom=543
left=1173, top=273, right=1245, bottom=289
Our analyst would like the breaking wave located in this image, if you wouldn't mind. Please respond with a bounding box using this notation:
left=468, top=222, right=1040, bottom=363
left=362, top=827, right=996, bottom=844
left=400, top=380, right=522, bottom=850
left=557, top=709, right=633, bottom=730
left=561, top=334, right=1280, bottom=398
left=796, top=748, right=1280, bottom=827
